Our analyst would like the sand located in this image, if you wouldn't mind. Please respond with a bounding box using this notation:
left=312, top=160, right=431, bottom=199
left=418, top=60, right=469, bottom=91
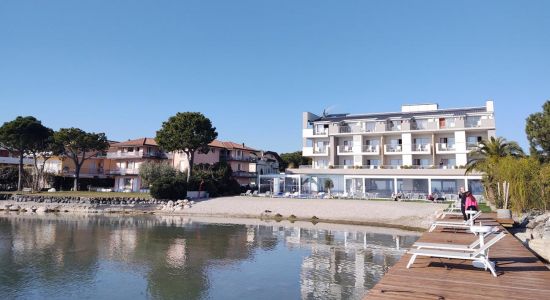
left=181, top=196, right=447, bottom=230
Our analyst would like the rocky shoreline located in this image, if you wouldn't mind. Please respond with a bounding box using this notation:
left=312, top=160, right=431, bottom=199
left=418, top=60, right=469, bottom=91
left=0, top=195, right=195, bottom=214
left=512, top=211, right=550, bottom=263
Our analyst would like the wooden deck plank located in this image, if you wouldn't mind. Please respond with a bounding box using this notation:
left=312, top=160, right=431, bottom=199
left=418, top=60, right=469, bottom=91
left=365, top=213, right=550, bottom=300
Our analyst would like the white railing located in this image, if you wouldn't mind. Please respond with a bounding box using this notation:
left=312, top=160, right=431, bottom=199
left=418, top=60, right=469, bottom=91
left=436, top=143, right=456, bottom=152
left=337, top=145, right=354, bottom=153
left=108, top=168, right=140, bottom=175
left=411, top=143, right=431, bottom=153
left=361, top=145, right=379, bottom=154
left=384, top=144, right=403, bottom=153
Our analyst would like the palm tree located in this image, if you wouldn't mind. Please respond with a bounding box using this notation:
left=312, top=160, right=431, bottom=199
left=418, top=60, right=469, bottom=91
left=465, top=136, right=524, bottom=173
left=465, top=136, right=524, bottom=208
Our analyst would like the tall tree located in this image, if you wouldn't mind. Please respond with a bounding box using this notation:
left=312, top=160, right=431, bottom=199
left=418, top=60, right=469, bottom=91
left=279, top=151, right=312, bottom=171
left=156, top=112, right=218, bottom=182
left=0, top=116, right=51, bottom=191
left=526, top=100, right=550, bottom=163
left=465, top=136, right=524, bottom=174
left=465, top=136, right=524, bottom=207
left=54, top=128, right=109, bottom=191
left=29, top=131, right=64, bottom=191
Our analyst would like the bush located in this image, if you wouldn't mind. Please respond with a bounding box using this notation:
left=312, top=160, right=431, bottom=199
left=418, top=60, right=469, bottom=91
left=150, top=176, right=187, bottom=200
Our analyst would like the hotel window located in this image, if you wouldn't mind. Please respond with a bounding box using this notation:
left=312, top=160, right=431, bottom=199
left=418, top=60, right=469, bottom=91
left=367, top=159, right=380, bottom=166
left=414, top=119, right=428, bottom=130
left=343, top=159, right=353, bottom=166
left=364, top=122, right=375, bottom=132
left=466, top=116, right=482, bottom=127
left=237, top=163, right=241, bottom=171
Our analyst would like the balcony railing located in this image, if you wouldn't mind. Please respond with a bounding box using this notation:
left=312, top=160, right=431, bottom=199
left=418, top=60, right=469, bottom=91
left=298, top=164, right=466, bottom=170
left=339, top=126, right=352, bottom=133
left=361, top=145, right=379, bottom=154
left=467, top=143, right=480, bottom=151
left=436, top=143, right=456, bottom=152
left=384, top=144, right=403, bottom=153
left=107, top=151, right=165, bottom=159
left=411, top=143, right=431, bottom=153
left=337, top=145, right=354, bottom=153
left=107, top=168, right=140, bottom=175
left=313, top=147, right=328, bottom=154
left=221, top=155, right=257, bottom=162
left=313, top=129, right=328, bottom=136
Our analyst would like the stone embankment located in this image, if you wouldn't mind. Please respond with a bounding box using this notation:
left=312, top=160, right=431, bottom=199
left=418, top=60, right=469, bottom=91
left=513, top=211, right=550, bottom=262
left=0, top=194, right=194, bottom=214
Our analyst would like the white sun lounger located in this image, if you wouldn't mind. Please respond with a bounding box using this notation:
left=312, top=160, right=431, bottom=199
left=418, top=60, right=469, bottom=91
left=407, top=231, right=506, bottom=277
left=429, top=211, right=482, bottom=232
left=414, top=227, right=500, bottom=251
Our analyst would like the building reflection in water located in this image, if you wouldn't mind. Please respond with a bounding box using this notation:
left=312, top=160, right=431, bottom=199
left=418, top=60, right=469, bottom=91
left=0, top=213, right=418, bottom=300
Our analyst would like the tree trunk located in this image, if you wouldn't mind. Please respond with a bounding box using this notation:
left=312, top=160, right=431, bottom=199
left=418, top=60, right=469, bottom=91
left=186, top=151, right=195, bottom=182
left=18, top=154, right=23, bottom=191
left=74, top=164, right=81, bottom=191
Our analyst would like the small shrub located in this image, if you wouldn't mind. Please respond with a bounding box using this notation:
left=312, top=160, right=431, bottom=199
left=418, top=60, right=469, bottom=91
left=275, top=213, right=283, bottom=218
left=289, top=214, right=297, bottom=219
left=150, top=176, right=187, bottom=200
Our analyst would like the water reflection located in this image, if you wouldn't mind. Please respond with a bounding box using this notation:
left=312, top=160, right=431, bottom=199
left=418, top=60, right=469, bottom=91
left=0, top=213, right=419, bottom=300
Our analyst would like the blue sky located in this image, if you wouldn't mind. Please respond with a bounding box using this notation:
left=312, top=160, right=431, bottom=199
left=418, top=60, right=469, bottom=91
left=0, top=1, right=548, bottom=153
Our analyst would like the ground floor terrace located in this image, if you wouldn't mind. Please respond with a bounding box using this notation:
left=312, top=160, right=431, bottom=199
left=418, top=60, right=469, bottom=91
left=259, top=169, right=483, bottom=201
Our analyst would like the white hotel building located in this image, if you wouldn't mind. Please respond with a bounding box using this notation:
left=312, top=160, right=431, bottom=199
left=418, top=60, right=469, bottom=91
left=260, top=101, right=495, bottom=199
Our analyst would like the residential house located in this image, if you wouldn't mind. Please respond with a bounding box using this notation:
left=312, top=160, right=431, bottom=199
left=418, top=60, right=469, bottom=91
left=106, top=138, right=167, bottom=192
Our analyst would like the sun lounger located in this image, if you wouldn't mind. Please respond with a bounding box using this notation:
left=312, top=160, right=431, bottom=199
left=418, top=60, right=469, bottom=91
left=414, top=227, right=500, bottom=251
left=429, top=211, right=482, bottom=232
left=240, top=190, right=252, bottom=196
left=406, top=232, right=506, bottom=277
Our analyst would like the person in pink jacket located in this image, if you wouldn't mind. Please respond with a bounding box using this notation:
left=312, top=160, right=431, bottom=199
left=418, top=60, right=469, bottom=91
left=465, top=191, right=479, bottom=219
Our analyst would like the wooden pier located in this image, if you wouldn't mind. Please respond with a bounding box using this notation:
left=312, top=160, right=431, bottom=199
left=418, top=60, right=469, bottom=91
left=366, top=213, right=550, bottom=300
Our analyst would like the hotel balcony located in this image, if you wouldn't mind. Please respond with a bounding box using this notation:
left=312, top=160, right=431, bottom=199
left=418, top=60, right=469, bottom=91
left=221, top=155, right=257, bottom=162
left=107, top=168, right=140, bottom=175
left=51, top=167, right=109, bottom=178
left=107, top=150, right=165, bottom=159
left=302, top=146, right=329, bottom=157
left=466, top=143, right=481, bottom=151
left=0, top=156, right=34, bottom=165
left=336, top=145, right=354, bottom=155
left=384, top=144, right=403, bottom=155
left=436, top=143, right=457, bottom=154
left=361, top=145, right=380, bottom=155
left=303, top=128, right=328, bottom=138
left=411, top=143, right=431, bottom=154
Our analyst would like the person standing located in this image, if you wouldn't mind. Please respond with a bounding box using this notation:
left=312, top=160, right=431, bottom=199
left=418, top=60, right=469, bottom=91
left=459, top=186, right=467, bottom=221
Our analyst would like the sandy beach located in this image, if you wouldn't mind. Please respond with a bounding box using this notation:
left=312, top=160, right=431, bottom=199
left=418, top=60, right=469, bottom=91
left=1, top=196, right=448, bottom=230
left=182, top=196, right=447, bottom=230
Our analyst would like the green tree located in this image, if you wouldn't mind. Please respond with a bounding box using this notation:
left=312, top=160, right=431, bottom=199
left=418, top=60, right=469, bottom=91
left=0, top=116, right=52, bottom=191
left=139, top=161, right=177, bottom=187
left=279, top=151, right=312, bottom=171
left=156, top=112, right=218, bottom=182
left=465, top=136, right=524, bottom=207
left=465, top=136, right=524, bottom=173
left=54, top=128, right=109, bottom=191
left=526, top=100, right=550, bottom=163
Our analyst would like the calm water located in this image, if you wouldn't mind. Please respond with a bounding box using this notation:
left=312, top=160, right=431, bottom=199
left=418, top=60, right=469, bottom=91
left=0, top=213, right=419, bottom=300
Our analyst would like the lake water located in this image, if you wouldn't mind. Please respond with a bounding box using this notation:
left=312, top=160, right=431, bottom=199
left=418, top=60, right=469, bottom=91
left=0, top=213, right=420, bottom=300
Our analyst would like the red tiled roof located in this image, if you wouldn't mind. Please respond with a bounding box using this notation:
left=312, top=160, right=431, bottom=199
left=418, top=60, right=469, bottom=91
left=208, top=140, right=258, bottom=152
left=111, top=138, right=158, bottom=147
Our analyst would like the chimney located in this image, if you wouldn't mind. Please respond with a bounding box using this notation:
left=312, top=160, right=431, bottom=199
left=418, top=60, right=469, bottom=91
left=242, top=143, right=245, bottom=147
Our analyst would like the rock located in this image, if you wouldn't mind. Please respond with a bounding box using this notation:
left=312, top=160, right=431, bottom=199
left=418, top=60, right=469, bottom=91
left=515, top=232, right=531, bottom=244
left=9, top=205, right=20, bottom=211
left=543, top=227, right=550, bottom=240
left=183, top=199, right=189, bottom=203
left=534, top=213, right=550, bottom=224
left=529, top=239, right=550, bottom=262
left=533, top=225, right=545, bottom=240
left=190, top=201, right=195, bottom=205
left=183, top=204, right=191, bottom=209
left=36, top=206, right=47, bottom=214
left=527, top=219, right=538, bottom=229
left=167, top=200, right=174, bottom=207
left=48, top=188, right=56, bottom=192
